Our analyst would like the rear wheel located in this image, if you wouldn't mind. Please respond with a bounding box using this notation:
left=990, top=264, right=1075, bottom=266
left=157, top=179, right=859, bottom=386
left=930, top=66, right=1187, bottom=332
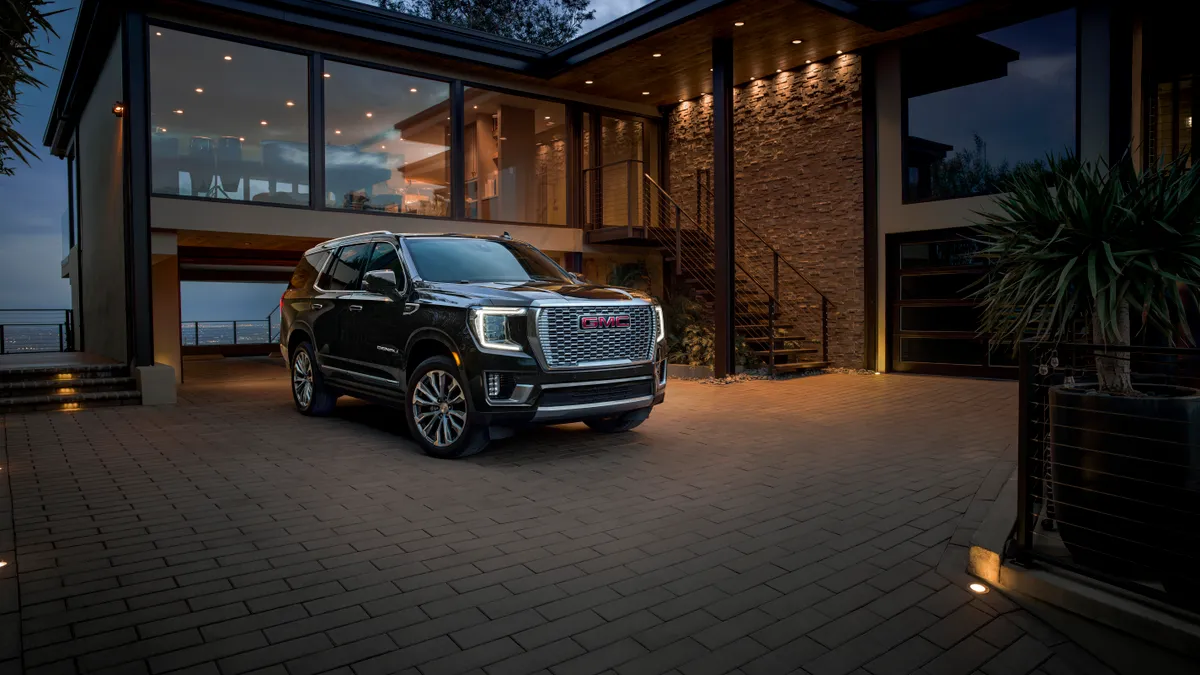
left=291, top=342, right=337, bottom=416
left=584, top=407, right=651, bottom=433
left=405, top=356, right=489, bottom=459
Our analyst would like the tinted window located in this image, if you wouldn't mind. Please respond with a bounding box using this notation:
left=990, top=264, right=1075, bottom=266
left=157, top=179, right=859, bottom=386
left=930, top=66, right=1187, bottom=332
left=903, top=9, right=1076, bottom=202
left=323, top=61, right=451, bottom=214
left=406, top=238, right=569, bottom=283
left=149, top=27, right=310, bottom=204
left=289, top=251, right=329, bottom=290
left=361, top=243, right=405, bottom=289
left=318, top=244, right=371, bottom=291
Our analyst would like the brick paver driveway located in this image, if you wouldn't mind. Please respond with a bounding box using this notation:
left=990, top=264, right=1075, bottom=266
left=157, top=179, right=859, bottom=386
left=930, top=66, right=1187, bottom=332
left=0, top=362, right=1116, bottom=675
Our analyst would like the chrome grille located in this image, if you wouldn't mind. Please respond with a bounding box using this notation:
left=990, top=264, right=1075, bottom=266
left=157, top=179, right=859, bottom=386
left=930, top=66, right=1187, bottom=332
left=536, top=305, right=655, bottom=369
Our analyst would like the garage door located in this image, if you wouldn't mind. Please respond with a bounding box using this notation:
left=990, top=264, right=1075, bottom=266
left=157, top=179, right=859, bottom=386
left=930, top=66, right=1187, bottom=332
left=885, top=228, right=1016, bottom=378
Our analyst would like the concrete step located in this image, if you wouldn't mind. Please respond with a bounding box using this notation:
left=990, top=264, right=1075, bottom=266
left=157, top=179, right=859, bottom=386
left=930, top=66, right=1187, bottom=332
left=0, top=389, right=141, bottom=414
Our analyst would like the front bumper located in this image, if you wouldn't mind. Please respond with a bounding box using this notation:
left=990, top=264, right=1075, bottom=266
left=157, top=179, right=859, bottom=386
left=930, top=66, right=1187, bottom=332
left=463, top=350, right=668, bottom=427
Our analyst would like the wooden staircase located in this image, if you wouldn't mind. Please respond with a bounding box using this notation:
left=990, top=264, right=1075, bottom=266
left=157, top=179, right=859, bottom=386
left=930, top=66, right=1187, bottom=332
left=0, top=362, right=141, bottom=413
left=643, top=176, right=831, bottom=375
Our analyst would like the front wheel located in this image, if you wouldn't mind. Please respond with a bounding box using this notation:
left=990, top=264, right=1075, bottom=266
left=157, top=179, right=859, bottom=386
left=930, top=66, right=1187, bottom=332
left=405, top=356, right=489, bottom=459
left=584, top=407, right=651, bottom=433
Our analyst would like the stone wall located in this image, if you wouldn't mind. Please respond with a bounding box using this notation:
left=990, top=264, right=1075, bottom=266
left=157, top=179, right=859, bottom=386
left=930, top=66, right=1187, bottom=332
left=666, top=54, right=865, bottom=368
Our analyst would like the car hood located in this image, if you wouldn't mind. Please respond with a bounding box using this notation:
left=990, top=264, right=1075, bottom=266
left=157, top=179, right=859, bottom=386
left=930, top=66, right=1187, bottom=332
left=426, top=280, right=652, bottom=304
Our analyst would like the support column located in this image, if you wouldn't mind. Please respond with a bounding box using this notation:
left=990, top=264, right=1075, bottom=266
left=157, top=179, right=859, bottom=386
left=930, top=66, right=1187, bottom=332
left=712, top=37, right=736, bottom=377
left=450, top=81, right=466, bottom=220
left=122, top=11, right=154, bottom=367
left=1078, top=3, right=1132, bottom=165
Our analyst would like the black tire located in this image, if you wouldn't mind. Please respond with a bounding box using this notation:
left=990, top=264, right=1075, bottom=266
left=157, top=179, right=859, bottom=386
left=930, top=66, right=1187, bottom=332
left=584, top=407, right=651, bottom=433
left=290, top=341, right=337, bottom=416
left=405, top=355, right=489, bottom=459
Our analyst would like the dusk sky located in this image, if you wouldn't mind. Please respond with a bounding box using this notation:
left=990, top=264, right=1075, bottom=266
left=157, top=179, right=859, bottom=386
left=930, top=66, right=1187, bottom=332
left=0, top=1, right=1071, bottom=321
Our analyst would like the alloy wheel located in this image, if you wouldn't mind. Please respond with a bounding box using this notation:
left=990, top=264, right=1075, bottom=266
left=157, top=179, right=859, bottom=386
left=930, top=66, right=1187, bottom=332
left=412, top=369, right=467, bottom=447
left=293, top=350, right=314, bottom=408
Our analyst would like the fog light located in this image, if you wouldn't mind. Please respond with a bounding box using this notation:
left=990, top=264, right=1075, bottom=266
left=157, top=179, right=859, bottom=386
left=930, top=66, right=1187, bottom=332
left=485, top=373, right=517, bottom=401
left=487, top=373, right=502, bottom=398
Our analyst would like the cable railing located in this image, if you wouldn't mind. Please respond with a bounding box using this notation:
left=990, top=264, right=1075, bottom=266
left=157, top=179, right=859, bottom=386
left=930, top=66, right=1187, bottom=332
left=0, top=309, right=75, bottom=354
left=1015, top=340, right=1200, bottom=612
left=583, top=159, right=648, bottom=230
left=182, top=303, right=283, bottom=347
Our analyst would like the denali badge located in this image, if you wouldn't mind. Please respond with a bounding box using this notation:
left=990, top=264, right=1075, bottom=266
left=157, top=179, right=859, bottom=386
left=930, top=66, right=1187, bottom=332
left=376, top=345, right=399, bottom=354
left=579, top=315, right=631, bottom=330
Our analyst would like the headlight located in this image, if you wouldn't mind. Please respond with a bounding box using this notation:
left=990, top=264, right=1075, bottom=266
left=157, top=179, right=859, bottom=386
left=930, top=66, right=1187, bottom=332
left=654, top=304, right=665, bottom=343
left=470, top=307, right=524, bottom=352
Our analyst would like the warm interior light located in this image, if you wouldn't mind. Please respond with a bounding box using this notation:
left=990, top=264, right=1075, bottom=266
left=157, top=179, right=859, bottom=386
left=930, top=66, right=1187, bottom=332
left=585, top=80, right=593, bottom=84
left=56, top=374, right=73, bottom=380
left=776, top=69, right=782, bottom=73
left=334, top=129, right=341, bottom=134
left=653, top=53, right=662, bottom=57
left=642, top=91, right=650, bottom=95
left=473, top=105, right=478, bottom=109
left=969, top=583, right=989, bottom=594
left=112, top=102, right=125, bottom=116
left=544, top=116, right=551, bottom=120
left=734, top=21, right=744, bottom=26
left=286, top=100, right=295, bottom=107
left=224, top=55, right=232, bottom=61
left=380, top=145, right=386, bottom=149
left=173, top=109, right=183, bottom=114
left=194, top=88, right=204, bottom=93
left=238, top=137, right=245, bottom=142
left=836, top=50, right=843, bottom=54
left=806, top=60, right=812, bottom=64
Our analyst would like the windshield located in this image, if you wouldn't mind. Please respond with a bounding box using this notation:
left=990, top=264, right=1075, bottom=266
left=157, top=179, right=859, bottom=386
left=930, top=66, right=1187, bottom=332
left=405, top=238, right=571, bottom=284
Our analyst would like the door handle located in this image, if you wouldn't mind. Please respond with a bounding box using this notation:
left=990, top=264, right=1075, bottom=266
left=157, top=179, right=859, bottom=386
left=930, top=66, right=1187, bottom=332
left=310, top=303, right=323, bottom=310
left=349, top=305, right=363, bottom=312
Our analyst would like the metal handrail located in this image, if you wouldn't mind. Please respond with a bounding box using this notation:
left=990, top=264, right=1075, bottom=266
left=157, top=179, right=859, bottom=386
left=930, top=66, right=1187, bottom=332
left=0, top=309, right=74, bottom=354
left=581, top=158, right=644, bottom=173
left=694, top=180, right=832, bottom=305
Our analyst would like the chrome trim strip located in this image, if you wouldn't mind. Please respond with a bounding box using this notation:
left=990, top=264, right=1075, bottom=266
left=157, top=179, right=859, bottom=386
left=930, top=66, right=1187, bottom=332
left=321, top=364, right=400, bottom=387
left=532, top=395, right=654, bottom=422
left=539, top=375, right=652, bottom=389
left=486, top=383, right=535, bottom=406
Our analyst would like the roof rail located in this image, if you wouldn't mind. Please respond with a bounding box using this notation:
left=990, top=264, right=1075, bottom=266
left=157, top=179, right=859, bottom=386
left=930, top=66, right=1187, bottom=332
left=305, top=230, right=397, bottom=255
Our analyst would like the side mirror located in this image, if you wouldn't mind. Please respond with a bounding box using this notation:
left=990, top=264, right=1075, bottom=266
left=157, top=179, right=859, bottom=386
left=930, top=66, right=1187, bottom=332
left=362, top=269, right=399, bottom=295
left=568, top=272, right=587, bottom=284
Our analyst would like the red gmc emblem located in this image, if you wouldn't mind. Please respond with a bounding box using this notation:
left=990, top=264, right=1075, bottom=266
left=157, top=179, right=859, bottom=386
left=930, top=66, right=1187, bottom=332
left=580, top=315, right=631, bottom=330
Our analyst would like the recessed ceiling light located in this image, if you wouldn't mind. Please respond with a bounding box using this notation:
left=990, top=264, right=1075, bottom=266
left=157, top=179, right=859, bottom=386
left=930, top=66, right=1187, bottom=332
left=323, top=72, right=331, bottom=78
left=653, top=53, right=662, bottom=58
left=155, top=32, right=162, bottom=37
left=585, top=80, right=593, bottom=84
left=806, top=59, right=812, bottom=64
left=545, top=116, right=551, bottom=120
left=776, top=69, right=782, bottom=73
left=734, top=22, right=744, bottom=26
left=260, top=120, right=268, bottom=125
left=410, top=88, right=417, bottom=93
left=380, top=145, right=386, bottom=149
left=750, top=77, right=755, bottom=81
left=195, top=88, right=203, bottom=93
left=286, top=100, right=295, bottom=107
left=173, top=109, right=183, bottom=114
left=642, top=91, right=650, bottom=95
left=239, top=137, right=245, bottom=142
left=792, top=40, right=802, bottom=44
left=836, top=50, right=843, bottom=54
left=0, top=561, right=7, bottom=568
left=366, top=112, right=373, bottom=117
left=334, top=129, right=341, bottom=134
left=223, top=55, right=232, bottom=61
left=473, top=105, right=478, bottom=109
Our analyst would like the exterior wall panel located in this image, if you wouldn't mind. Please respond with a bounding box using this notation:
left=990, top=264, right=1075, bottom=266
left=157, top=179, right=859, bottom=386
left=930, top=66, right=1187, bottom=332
left=667, top=55, right=866, bottom=368
left=78, top=30, right=128, bottom=363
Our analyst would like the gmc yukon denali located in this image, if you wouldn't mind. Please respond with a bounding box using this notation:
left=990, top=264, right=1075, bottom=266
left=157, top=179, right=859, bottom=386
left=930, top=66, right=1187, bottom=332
left=280, top=231, right=667, bottom=458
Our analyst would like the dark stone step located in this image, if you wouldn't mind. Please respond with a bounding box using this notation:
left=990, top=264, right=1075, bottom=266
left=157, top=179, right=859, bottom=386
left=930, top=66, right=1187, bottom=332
left=0, top=389, right=141, bottom=414
left=0, top=377, right=139, bottom=397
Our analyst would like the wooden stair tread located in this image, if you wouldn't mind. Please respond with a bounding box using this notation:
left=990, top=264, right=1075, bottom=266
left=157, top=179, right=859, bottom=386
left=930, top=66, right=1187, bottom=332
left=772, top=361, right=829, bottom=373
left=752, top=348, right=820, bottom=357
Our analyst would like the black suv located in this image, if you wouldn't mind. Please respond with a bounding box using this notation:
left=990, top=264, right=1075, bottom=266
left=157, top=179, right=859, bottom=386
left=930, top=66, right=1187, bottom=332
left=280, top=231, right=667, bottom=458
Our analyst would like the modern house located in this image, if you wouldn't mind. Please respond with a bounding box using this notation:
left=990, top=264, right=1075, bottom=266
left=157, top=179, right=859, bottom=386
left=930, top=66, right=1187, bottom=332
left=44, top=0, right=1185, bottom=398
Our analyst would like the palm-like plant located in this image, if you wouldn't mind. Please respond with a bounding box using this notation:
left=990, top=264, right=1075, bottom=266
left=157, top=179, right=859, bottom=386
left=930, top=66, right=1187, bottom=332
left=1, top=0, right=61, bottom=175
left=973, top=152, right=1200, bottom=395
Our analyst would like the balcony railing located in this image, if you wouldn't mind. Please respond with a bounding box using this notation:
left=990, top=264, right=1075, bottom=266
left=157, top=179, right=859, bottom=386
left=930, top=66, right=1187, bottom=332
left=0, top=310, right=75, bottom=354
left=1015, top=340, right=1200, bottom=612
left=182, top=303, right=282, bottom=347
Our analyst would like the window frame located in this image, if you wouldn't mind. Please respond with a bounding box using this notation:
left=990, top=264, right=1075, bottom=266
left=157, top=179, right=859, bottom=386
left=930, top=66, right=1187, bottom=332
left=142, top=20, right=663, bottom=230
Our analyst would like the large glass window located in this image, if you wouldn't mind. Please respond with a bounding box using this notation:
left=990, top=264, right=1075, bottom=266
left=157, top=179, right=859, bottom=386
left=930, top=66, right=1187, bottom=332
left=464, top=88, right=567, bottom=225
left=149, top=27, right=310, bottom=205
left=323, top=62, right=450, bottom=215
left=903, top=9, right=1076, bottom=202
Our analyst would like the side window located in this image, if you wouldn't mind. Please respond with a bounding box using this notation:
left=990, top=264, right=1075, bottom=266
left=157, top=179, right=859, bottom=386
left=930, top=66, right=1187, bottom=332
left=289, top=251, right=329, bottom=291
left=361, top=242, right=406, bottom=291
left=317, top=244, right=371, bottom=291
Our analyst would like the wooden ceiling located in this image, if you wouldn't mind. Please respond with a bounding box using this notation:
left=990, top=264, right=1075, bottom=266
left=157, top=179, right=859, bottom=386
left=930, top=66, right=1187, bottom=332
left=174, top=230, right=324, bottom=253
left=548, top=0, right=1035, bottom=107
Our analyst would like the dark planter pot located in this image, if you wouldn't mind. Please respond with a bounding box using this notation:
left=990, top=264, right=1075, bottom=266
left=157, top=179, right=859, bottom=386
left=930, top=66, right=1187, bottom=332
left=1049, top=384, right=1200, bottom=608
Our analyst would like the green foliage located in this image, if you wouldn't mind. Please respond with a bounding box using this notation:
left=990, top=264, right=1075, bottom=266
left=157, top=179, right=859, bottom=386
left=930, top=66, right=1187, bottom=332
left=928, top=134, right=1047, bottom=201
left=973, top=152, right=1200, bottom=354
left=0, top=0, right=59, bottom=176
left=376, top=0, right=593, bottom=47
left=661, top=293, right=754, bottom=368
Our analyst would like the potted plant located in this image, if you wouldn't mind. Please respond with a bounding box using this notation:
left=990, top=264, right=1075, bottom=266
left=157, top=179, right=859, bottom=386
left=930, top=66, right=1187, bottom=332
left=974, top=153, right=1200, bottom=607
